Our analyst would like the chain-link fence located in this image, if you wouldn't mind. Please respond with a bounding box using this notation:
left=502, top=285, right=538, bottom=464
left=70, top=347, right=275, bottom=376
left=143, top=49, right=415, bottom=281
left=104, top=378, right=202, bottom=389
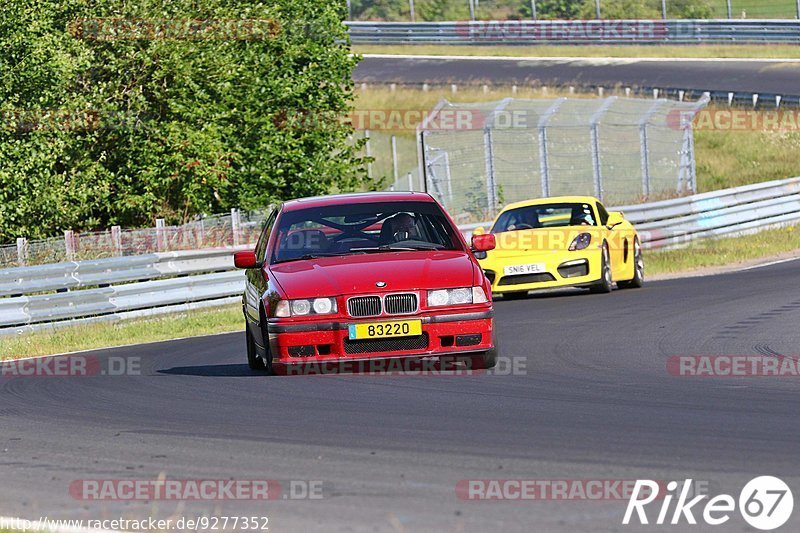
left=1, top=209, right=270, bottom=269
left=347, top=0, right=800, bottom=21
left=412, top=96, right=708, bottom=223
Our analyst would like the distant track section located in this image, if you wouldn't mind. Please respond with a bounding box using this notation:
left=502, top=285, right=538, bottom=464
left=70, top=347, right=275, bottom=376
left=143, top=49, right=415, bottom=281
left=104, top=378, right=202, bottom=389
left=354, top=55, right=800, bottom=105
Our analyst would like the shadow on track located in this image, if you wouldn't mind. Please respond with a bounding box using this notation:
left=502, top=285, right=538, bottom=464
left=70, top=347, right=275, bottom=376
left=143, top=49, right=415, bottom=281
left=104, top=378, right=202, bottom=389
left=158, top=364, right=257, bottom=377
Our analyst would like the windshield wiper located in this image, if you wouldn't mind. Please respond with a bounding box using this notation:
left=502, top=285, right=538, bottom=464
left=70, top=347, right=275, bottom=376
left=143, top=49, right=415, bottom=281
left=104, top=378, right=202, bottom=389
left=350, top=244, right=444, bottom=253
left=274, top=252, right=360, bottom=264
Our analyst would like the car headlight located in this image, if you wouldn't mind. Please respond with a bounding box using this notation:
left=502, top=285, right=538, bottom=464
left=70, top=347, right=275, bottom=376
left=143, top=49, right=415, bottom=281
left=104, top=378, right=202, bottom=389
left=427, top=287, right=488, bottom=307
left=569, top=232, right=592, bottom=251
left=274, top=298, right=337, bottom=317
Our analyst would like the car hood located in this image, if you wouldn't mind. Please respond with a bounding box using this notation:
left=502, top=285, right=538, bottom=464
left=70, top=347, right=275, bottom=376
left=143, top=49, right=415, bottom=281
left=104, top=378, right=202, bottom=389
left=269, top=251, right=477, bottom=298
left=488, top=227, right=598, bottom=258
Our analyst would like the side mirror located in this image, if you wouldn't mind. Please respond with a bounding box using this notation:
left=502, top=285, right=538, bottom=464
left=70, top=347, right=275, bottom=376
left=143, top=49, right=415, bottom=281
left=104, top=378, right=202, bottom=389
left=234, top=250, right=261, bottom=269
left=606, top=211, right=625, bottom=229
left=471, top=233, right=496, bottom=253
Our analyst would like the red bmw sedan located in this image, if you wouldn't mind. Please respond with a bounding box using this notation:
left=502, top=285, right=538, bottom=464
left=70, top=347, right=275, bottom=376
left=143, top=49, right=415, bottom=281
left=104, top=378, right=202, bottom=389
left=233, top=192, right=498, bottom=375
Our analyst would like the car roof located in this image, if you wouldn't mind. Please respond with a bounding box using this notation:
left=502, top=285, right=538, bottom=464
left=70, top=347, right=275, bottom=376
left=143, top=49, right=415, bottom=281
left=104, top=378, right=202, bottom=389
left=281, top=191, right=436, bottom=212
left=499, top=195, right=600, bottom=212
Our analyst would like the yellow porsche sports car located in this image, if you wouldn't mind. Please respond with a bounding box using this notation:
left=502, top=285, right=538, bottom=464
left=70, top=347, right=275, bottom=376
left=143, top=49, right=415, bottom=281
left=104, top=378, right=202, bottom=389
left=473, top=196, right=643, bottom=298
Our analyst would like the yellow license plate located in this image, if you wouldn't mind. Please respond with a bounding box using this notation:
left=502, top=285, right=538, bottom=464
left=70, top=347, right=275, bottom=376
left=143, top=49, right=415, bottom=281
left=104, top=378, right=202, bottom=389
left=348, top=320, right=422, bottom=340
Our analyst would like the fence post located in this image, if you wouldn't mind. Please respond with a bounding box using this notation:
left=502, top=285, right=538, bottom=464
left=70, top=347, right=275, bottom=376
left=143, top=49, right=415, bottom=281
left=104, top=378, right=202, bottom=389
left=537, top=97, right=566, bottom=198
left=111, top=226, right=122, bottom=256
left=417, top=99, right=447, bottom=193
left=469, top=0, right=475, bottom=21
left=409, top=0, right=415, bottom=22
left=639, top=101, right=663, bottom=199
left=391, top=135, right=399, bottom=187
left=589, top=97, right=617, bottom=201
left=64, top=230, right=75, bottom=261
left=155, top=219, right=166, bottom=252
left=483, top=128, right=496, bottom=215
left=196, top=219, right=206, bottom=248
left=16, top=237, right=28, bottom=266
left=661, top=0, right=667, bottom=19
left=595, top=0, right=601, bottom=19
left=364, top=129, right=373, bottom=180
left=530, top=0, right=537, bottom=19
left=797, top=0, right=800, bottom=19
left=407, top=172, right=413, bottom=191
left=726, top=0, right=732, bottom=18
left=231, top=208, right=241, bottom=247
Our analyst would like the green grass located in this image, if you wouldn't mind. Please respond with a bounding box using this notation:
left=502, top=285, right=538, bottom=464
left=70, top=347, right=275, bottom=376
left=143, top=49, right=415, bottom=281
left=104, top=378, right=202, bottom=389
left=354, top=43, right=800, bottom=59
left=710, top=0, right=798, bottom=18
left=0, top=304, right=242, bottom=360
left=647, top=225, right=800, bottom=274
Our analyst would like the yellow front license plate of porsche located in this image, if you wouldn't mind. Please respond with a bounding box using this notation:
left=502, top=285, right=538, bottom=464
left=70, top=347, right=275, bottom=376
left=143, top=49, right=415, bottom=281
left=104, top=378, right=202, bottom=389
left=348, top=320, right=422, bottom=340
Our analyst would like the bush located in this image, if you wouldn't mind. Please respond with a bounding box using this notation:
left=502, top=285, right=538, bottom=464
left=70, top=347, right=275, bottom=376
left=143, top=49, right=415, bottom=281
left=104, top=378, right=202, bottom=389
left=0, top=0, right=371, bottom=240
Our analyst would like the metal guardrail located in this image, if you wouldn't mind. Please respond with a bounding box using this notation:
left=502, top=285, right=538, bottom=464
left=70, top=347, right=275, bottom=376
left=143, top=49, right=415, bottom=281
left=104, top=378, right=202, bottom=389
left=461, top=177, right=800, bottom=249
left=1, top=177, right=798, bottom=335
left=347, top=20, right=800, bottom=45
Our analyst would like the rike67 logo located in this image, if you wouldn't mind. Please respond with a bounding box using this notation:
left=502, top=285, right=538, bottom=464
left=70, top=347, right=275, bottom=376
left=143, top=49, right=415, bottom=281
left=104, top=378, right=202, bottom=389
left=623, top=476, right=793, bottom=530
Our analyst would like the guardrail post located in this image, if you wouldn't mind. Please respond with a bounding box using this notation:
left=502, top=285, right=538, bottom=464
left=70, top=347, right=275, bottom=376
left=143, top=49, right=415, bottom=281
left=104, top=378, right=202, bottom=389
left=231, top=208, right=241, bottom=247
left=589, top=97, right=617, bottom=201
left=156, top=219, right=166, bottom=252
left=16, top=237, right=28, bottom=266
left=111, top=226, right=122, bottom=256
left=537, top=98, right=566, bottom=198
left=64, top=230, right=75, bottom=261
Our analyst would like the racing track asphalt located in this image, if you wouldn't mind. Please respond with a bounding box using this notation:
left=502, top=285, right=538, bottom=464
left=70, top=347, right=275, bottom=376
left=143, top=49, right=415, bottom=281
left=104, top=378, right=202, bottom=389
left=2, top=259, right=800, bottom=532
left=354, top=55, right=800, bottom=95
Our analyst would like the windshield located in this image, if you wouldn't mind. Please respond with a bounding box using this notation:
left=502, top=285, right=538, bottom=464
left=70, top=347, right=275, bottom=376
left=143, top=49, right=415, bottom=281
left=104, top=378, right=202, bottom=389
left=271, top=201, right=463, bottom=263
left=492, top=203, right=597, bottom=233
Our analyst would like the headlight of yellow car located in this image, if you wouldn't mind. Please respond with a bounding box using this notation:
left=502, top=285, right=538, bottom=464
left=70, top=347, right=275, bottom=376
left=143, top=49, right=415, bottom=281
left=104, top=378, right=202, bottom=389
left=568, top=233, right=592, bottom=251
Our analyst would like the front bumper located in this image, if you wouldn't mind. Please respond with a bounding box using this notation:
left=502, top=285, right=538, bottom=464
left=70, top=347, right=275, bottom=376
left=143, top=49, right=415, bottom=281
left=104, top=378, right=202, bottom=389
left=480, top=250, right=603, bottom=293
left=267, top=310, right=494, bottom=366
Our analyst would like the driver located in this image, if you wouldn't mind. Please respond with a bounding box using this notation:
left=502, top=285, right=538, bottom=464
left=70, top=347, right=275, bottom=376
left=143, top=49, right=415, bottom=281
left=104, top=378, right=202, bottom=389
left=380, top=213, right=420, bottom=244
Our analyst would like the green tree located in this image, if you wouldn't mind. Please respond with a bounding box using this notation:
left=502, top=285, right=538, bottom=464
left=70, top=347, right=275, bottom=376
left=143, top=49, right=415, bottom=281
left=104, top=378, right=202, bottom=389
left=0, top=0, right=370, bottom=240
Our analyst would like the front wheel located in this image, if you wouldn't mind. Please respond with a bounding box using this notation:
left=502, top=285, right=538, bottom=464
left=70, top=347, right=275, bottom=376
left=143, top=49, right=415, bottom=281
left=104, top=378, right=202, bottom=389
left=589, top=244, right=613, bottom=294
left=618, top=238, right=644, bottom=289
left=246, top=326, right=265, bottom=371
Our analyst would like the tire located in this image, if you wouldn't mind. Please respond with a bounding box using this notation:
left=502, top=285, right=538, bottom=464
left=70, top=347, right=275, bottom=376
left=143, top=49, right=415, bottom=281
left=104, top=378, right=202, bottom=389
left=246, top=322, right=275, bottom=375
left=502, top=291, right=528, bottom=301
left=589, top=243, right=613, bottom=294
left=617, top=238, right=644, bottom=289
left=246, top=326, right=266, bottom=371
